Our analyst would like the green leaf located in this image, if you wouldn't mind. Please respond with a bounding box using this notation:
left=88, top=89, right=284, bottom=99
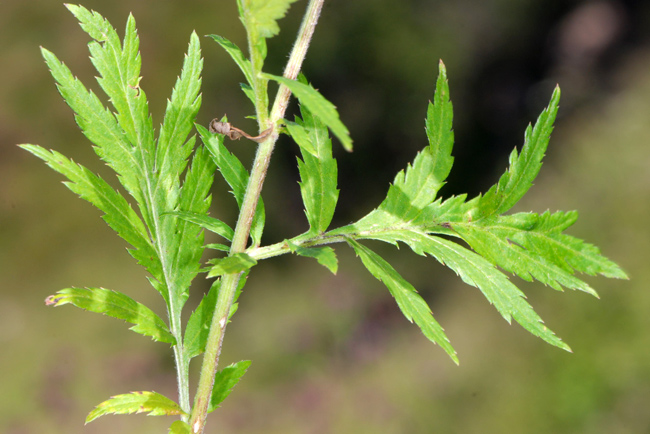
left=208, top=360, right=252, bottom=412
left=321, top=65, right=627, bottom=359
left=365, top=231, right=571, bottom=352
left=167, top=145, right=216, bottom=301
left=265, top=74, right=353, bottom=152
left=238, top=0, right=299, bottom=38
left=31, top=5, right=222, bottom=361
left=350, top=63, right=455, bottom=231
left=40, top=6, right=213, bottom=305
left=65, top=4, right=112, bottom=41
left=425, top=60, right=455, bottom=197
left=240, top=82, right=256, bottom=105
left=207, top=34, right=254, bottom=87
left=478, top=86, right=560, bottom=218
left=207, top=253, right=257, bottom=278
left=414, top=194, right=476, bottom=230
left=199, top=123, right=265, bottom=246
left=206, top=243, right=230, bottom=252
left=292, top=104, right=339, bottom=234
left=19, top=145, right=167, bottom=298
left=65, top=6, right=157, bottom=222
left=287, top=240, right=338, bottom=274
left=184, top=280, right=220, bottom=361
left=86, top=391, right=185, bottom=423
left=61, top=8, right=212, bottom=300
left=227, top=270, right=249, bottom=321
left=84, top=8, right=156, bottom=164
left=365, top=149, right=445, bottom=227
left=166, top=211, right=234, bottom=241
left=285, top=120, right=317, bottom=157
left=169, top=421, right=192, bottom=434
left=451, top=211, right=627, bottom=294
left=156, top=31, right=203, bottom=214
left=38, top=46, right=147, bottom=213
left=185, top=273, right=249, bottom=361
left=45, top=287, right=175, bottom=344
left=347, top=239, right=458, bottom=363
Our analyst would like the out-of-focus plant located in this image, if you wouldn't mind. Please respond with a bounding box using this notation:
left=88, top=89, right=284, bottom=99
left=20, top=1, right=627, bottom=433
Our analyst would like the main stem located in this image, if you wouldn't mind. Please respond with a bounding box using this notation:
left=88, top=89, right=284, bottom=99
left=188, top=1, right=325, bottom=432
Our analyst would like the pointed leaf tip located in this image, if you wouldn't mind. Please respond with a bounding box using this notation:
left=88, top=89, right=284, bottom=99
left=44, top=288, right=176, bottom=344
left=86, top=391, right=185, bottom=423
left=208, top=360, right=252, bottom=412
left=347, top=239, right=458, bottom=363
left=264, top=73, right=353, bottom=152
left=477, top=84, right=560, bottom=217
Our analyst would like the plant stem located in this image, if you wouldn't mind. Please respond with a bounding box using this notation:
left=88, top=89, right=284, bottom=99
left=188, top=1, right=325, bottom=432
left=268, top=0, right=324, bottom=124
left=247, top=233, right=348, bottom=261
left=170, top=301, right=190, bottom=417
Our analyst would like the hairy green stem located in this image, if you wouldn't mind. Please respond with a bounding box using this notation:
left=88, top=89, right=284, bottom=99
left=247, top=218, right=460, bottom=261
left=188, top=1, right=325, bottom=432
left=248, top=233, right=348, bottom=261
left=170, top=299, right=190, bottom=416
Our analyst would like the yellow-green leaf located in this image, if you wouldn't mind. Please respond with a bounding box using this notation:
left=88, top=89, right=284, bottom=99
left=45, top=287, right=175, bottom=344
left=86, top=391, right=185, bottom=423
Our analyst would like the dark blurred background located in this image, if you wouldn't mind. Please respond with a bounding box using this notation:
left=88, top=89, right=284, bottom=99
left=2, top=0, right=649, bottom=433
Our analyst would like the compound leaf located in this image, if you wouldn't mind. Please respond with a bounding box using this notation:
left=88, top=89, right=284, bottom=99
left=317, top=63, right=627, bottom=360
left=86, top=391, right=185, bottom=423
left=39, top=6, right=214, bottom=311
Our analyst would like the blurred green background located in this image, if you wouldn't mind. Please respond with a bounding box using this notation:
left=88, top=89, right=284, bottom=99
left=2, top=0, right=649, bottom=433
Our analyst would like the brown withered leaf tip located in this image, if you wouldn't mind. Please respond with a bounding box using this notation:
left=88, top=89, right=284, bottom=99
left=45, top=295, right=62, bottom=306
